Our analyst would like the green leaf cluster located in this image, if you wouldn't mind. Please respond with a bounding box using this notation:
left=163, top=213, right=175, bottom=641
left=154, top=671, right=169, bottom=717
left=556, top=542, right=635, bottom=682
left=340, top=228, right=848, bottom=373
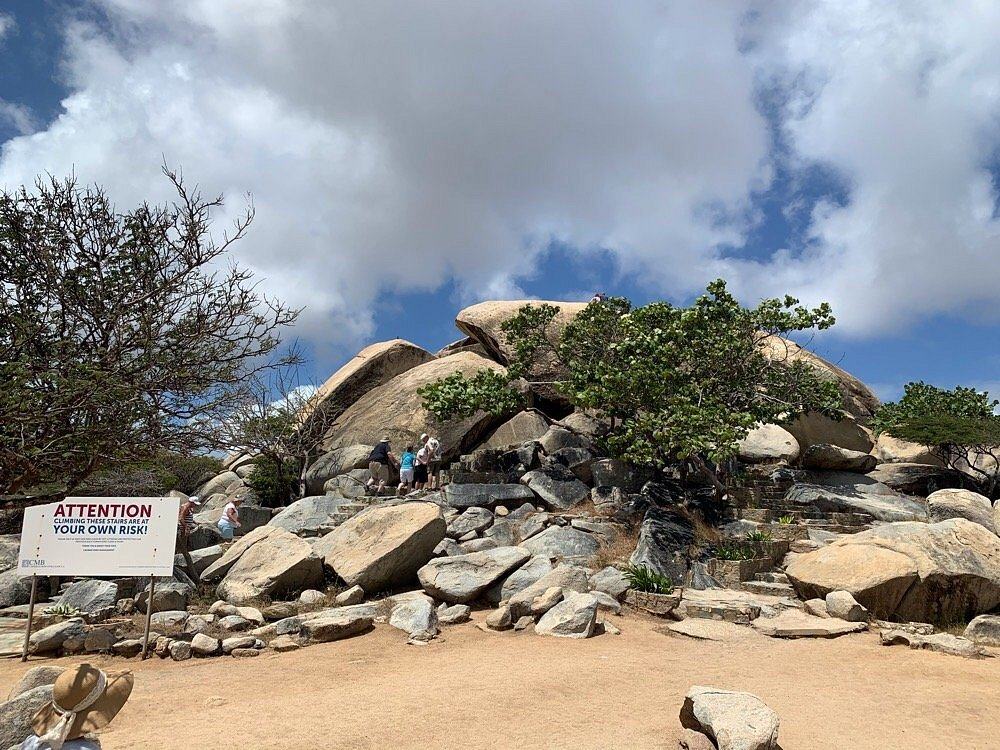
left=873, top=382, right=1000, bottom=494
left=622, top=564, right=674, bottom=594
left=420, top=280, right=842, bottom=479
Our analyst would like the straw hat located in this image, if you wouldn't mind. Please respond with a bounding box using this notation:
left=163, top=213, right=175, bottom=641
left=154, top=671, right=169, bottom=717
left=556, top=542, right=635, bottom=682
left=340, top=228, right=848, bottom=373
left=32, top=664, right=133, bottom=742
left=188, top=495, right=202, bottom=506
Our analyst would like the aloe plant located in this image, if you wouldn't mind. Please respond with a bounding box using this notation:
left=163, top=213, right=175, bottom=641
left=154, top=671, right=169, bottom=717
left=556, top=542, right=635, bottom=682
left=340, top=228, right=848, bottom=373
left=623, top=564, right=675, bottom=594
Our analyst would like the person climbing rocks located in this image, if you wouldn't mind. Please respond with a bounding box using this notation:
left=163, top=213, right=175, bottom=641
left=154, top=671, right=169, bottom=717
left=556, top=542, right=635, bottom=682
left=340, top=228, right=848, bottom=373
left=176, top=495, right=202, bottom=581
left=397, top=445, right=416, bottom=495
left=217, top=496, right=242, bottom=540
left=367, top=437, right=397, bottom=495
left=425, top=435, right=442, bottom=489
left=414, top=435, right=432, bottom=490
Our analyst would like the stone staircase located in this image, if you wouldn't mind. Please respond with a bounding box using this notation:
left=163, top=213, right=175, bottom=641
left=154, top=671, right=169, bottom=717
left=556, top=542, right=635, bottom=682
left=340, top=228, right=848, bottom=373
left=727, top=476, right=874, bottom=535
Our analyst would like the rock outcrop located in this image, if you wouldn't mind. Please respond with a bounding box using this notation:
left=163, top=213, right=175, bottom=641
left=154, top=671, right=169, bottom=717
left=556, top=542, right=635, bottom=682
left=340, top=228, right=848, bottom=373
left=303, top=339, right=434, bottom=425
left=737, top=424, right=800, bottom=464
left=679, top=685, right=781, bottom=750
left=784, top=411, right=874, bottom=453
left=322, top=351, right=507, bottom=458
left=303, top=444, right=373, bottom=495
left=216, top=528, right=324, bottom=604
left=314, top=502, right=445, bottom=592
left=785, top=518, right=1000, bottom=624
left=482, top=411, right=550, bottom=449
left=927, top=488, right=996, bottom=533
left=784, top=472, right=926, bottom=522
left=455, top=300, right=586, bottom=408
left=759, top=335, right=879, bottom=422
left=417, top=546, right=530, bottom=603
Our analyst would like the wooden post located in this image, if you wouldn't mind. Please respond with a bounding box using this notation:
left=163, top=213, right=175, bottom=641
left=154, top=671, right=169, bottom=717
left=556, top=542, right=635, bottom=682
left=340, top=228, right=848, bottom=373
left=140, top=574, right=155, bottom=660
left=20, top=575, right=38, bottom=663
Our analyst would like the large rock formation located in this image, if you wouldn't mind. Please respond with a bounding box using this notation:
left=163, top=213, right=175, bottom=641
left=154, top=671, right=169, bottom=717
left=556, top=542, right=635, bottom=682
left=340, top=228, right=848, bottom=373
left=269, top=496, right=346, bottom=536
left=455, top=300, right=587, bottom=408
left=785, top=518, right=1000, bottom=624
left=784, top=472, right=926, bottom=522
left=737, top=424, right=800, bottom=464
left=303, top=444, right=373, bottom=495
left=322, top=351, right=507, bottom=458
left=759, top=335, right=879, bottom=422
left=482, top=411, right=550, bottom=449
left=784, top=411, right=874, bottom=453
left=314, top=502, right=445, bottom=592
left=872, top=434, right=943, bottom=466
left=865, top=462, right=966, bottom=496
left=417, top=546, right=530, bottom=603
left=303, top=339, right=433, bottom=425
left=927, top=488, right=996, bottom=533
left=215, top=528, right=323, bottom=604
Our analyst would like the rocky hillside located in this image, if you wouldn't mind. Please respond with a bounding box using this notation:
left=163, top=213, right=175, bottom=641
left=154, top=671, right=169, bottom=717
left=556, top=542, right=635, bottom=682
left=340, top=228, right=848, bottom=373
left=1, top=300, right=998, bottom=702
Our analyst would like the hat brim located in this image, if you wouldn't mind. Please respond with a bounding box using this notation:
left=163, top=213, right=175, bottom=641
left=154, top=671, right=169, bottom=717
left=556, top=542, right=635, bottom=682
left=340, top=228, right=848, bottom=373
left=32, top=670, right=134, bottom=739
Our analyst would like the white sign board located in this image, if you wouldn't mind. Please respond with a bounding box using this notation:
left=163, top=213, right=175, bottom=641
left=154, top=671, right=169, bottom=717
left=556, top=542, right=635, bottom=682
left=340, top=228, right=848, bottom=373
left=17, top=497, right=179, bottom=578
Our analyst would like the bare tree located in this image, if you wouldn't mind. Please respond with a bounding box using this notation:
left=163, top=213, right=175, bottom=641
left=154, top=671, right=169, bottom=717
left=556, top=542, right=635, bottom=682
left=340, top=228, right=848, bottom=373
left=213, top=367, right=340, bottom=503
left=0, top=167, right=300, bottom=503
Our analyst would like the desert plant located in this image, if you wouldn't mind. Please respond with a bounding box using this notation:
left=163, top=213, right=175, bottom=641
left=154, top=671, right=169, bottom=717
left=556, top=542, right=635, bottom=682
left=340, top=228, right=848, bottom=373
left=43, top=603, right=82, bottom=617
left=622, top=564, right=675, bottom=594
left=745, top=529, right=773, bottom=544
left=711, top=541, right=756, bottom=561
left=777, top=514, right=795, bottom=525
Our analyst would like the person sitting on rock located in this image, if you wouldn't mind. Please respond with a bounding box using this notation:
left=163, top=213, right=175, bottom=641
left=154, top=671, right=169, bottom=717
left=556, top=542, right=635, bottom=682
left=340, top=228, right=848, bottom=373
left=397, top=445, right=416, bottom=495
left=366, top=437, right=397, bottom=495
left=19, top=663, right=134, bottom=749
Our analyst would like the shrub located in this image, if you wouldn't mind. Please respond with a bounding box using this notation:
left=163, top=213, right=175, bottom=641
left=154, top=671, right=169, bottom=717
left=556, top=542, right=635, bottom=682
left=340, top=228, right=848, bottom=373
left=623, top=564, right=674, bottom=594
left=246, top=457, right=298, bottom=507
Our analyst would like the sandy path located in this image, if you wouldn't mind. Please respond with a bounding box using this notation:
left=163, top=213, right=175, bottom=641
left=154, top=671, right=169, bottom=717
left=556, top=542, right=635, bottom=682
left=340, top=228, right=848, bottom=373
left=2, top=613, right=997, bottom=750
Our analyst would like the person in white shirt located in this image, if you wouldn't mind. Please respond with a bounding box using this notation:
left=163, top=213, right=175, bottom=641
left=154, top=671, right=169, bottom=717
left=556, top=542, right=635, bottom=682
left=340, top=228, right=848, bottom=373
left=217, top=496, right=242, bottom=540
left=426, top=436, right=442, bottom=489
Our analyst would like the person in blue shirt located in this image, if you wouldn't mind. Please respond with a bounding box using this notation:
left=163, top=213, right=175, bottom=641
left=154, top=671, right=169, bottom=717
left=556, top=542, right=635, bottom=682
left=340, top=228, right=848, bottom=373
left=396, top=445, right=416, bottom=495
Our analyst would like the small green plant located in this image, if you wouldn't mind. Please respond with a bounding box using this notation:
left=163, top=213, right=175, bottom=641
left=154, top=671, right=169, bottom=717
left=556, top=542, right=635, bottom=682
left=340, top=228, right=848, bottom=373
left=777, top=514, right=795, bottom=525
left=712, top=541, right=757, bottom=561
left=43, top=604, right=82, bottom=617
left=745, top=529, right=773, bottom=544
left=623, top=564, right=675, bottom=594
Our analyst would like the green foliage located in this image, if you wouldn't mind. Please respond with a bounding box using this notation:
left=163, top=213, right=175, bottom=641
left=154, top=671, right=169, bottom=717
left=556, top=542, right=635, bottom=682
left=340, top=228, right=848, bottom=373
left=417, top=368, right=525, bottom=419
left=74, top=452, right=222, bottom=497
left=744, top=529, right=773, bottom=544
left=420, top=280, right=842, bottom=487
left=873, top=382, right=1000, bottom=494
left=623, top=564, right=675, bottom=594
left=0, top=169, right=298, bottom=499
left=245, top=457, right=297, bottom=508
left=777, top=514, right=795, bottom=525
left=499, top=303, right=561, bottom=379
left=43, top=604, right=82, bottom=617
left=711, top=541, right=758, bottom=561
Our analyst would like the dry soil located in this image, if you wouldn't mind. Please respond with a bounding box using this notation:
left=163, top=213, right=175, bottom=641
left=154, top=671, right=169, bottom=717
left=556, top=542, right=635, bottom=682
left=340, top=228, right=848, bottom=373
left=2, top=612, right=997, bottom=750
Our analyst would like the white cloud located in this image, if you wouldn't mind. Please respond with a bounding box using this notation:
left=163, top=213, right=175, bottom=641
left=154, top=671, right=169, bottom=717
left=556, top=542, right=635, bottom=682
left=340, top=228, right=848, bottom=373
left=0, top=100, right=35, bottom=135
left=0, top=13, right=14, bottom=43
left=1, top=0, right=998, bottom=364
left=721, top=1, right=1000, bottom=335
left=0, top=1, right=770, bottom=358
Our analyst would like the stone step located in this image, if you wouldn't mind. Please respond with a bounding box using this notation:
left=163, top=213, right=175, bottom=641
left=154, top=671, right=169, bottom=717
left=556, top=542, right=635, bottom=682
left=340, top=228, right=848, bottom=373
left=755, top=572, right=789, bottom=584
left=740, top=580, right=796, bottom=597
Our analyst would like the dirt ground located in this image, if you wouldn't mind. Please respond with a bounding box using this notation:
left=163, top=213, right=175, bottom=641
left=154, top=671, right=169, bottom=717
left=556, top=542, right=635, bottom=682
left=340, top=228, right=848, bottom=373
left=2, top=612, right=997, bottom=750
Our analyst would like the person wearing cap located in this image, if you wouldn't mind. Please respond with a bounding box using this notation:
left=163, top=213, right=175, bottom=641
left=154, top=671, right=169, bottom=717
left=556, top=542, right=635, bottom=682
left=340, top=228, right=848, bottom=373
left=176, top=495, right=202, bottom=582
left=20, top=663, right=133, bottom=749
left=366, top=437, right=397, bottom=495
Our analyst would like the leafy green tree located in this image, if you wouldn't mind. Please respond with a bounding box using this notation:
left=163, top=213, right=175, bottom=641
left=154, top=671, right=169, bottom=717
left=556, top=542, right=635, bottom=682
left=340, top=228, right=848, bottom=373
left=873, top=382, right=1000, bottom=496
left=420, top=280, right=843, bottom=496
left=0, top=168, right=299, bottom=502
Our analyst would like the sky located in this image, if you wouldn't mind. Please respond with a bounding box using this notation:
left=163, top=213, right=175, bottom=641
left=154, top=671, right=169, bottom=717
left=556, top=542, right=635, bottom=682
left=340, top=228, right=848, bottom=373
left=2, top=1, right=1000, bottom=402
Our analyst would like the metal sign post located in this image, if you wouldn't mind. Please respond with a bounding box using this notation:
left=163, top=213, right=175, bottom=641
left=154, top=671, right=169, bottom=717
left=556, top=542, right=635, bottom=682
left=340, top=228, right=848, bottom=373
left=19, top=574, right=38, bottom=662
left=140, top=574, right=155, bottom=660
